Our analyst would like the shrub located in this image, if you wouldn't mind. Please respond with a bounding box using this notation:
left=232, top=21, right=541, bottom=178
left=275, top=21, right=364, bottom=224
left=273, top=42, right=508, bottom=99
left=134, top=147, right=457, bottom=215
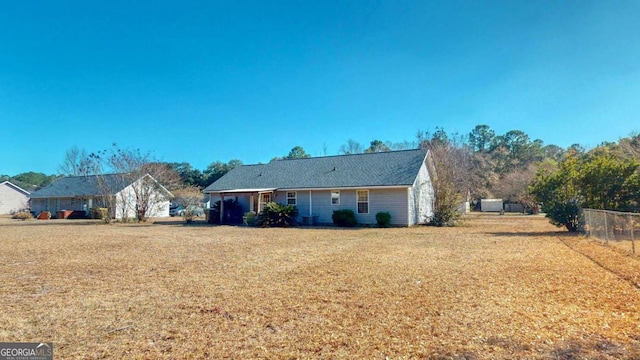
left=429, top=184, right=462, bottom=227
left=430, top=209, right=460, bottom=227
left=376, top=212, right=391, bottom=228
left=332, top=209, right=357, bottom=227
left=255, top=202, right=298, bottom=227
left=12, top=211, right=33, bottom=220
left=545, top=199, right=584, bottom=232
left=90, top=207, right=109, bottom=220
left=243, top=211, right=257, bottom=226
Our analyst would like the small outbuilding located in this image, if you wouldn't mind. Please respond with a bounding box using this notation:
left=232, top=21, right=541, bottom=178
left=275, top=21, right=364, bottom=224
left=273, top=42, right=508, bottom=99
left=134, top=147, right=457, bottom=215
left=481, top=198, right=504, bottom=212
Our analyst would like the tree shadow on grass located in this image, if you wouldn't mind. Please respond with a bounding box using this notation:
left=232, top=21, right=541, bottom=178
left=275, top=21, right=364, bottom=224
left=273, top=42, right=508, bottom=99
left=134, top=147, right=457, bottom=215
left=545, top=336, right=640, bottom=359
left=151, top=219, right=212, bottom=227
left=481, top=335, right=640, bottom=359
left=485, top=230, right=576, bottom=238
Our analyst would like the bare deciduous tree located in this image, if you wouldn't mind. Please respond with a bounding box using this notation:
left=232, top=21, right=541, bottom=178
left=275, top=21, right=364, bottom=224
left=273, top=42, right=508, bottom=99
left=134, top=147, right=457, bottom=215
left=58, top=146, right=96, bottom=176
left=172, top=186, right=205, bottom=223
left=418, top=129, right=475, bottom=225
left=338, top=139, right=363, bottom=154
left=387, top=140, right=418, bottom=151
left=88, top=145, right=178, bottom=222
left=492, top=164, right=538, bottom=213
left=425, top=142, right=465, bottom=226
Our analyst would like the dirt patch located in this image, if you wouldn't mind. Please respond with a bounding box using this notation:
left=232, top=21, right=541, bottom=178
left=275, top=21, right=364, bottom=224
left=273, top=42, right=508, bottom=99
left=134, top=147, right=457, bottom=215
left=2, top=215, right=640, bottom=358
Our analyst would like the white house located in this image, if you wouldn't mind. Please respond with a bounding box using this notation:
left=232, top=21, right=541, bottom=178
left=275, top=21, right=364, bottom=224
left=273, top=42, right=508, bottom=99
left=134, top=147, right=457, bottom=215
left=30, top=174, right=172, bottom=219
left=0, top=181, right=30, bottom=215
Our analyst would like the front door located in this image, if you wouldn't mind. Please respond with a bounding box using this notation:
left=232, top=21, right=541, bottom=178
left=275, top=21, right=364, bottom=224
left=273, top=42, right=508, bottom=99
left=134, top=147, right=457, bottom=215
left=259, top=193, right=271, bottom=212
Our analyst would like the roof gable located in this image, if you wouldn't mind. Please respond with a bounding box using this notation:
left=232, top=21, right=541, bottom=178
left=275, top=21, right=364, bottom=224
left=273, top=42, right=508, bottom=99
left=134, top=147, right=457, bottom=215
left=204, top=149, right=429, bottom=192
left=0, top=181, right=30, bottom=196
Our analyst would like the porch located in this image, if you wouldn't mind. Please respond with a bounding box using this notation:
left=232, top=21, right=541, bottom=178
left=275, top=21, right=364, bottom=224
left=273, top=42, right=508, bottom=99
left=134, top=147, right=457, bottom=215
left=206, top=188, right=275, bottom=225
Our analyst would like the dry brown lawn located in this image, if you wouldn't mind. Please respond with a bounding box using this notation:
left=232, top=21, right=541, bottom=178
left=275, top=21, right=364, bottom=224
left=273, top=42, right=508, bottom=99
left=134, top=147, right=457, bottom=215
left=2, top=215, right=640, bottom=359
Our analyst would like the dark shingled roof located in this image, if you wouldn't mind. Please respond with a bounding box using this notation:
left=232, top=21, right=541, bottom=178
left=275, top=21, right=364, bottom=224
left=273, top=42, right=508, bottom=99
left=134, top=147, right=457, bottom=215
left=204, top=149, right=428, bottom=192
left=30, top=174, right=133, bottom=198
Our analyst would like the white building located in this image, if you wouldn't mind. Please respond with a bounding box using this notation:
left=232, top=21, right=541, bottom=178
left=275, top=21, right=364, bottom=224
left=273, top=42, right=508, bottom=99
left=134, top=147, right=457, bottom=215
left=30, top=174, right=172, bottom=219
left=0, top=181, right=30, bottom=215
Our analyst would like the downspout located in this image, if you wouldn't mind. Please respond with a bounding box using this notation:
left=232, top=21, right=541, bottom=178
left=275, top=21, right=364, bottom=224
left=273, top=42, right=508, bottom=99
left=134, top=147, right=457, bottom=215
left=219, top=194, right=224, bottom=224
left=309, top=190, right=312, bottom=216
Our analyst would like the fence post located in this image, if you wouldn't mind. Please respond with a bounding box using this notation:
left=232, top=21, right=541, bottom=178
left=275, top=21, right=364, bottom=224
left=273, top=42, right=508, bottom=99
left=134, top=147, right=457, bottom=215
left=631, top=213, right=636, bottom=255
left=604, top=211, right=609, bottom=244
left=587, top=209, right=592, bottom=237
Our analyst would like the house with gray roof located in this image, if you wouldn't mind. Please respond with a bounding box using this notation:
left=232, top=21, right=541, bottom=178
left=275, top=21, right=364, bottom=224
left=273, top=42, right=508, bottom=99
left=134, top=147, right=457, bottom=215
left=30, top=174, right=172, bottom=219
left=203, top=149, right=435, bottom=226
left=0, top=181, right=30, bottom=215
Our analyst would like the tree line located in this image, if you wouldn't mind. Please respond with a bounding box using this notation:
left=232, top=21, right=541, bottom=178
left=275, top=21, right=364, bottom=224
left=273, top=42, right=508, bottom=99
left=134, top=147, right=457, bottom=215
left=530, top=137, right=640, bottom=231
left=6, top=124, right=639, bottom=229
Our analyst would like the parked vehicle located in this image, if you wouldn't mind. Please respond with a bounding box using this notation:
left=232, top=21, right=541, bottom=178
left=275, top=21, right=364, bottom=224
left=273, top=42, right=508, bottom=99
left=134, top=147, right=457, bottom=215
left=170, top=205, right=204, bottom=217
left=169, top=204, right=180, bottom=217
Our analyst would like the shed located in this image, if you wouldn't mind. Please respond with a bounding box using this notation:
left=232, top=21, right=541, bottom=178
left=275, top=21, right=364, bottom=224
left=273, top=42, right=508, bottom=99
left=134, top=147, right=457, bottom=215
left=481, top=199, right=504, bottom=212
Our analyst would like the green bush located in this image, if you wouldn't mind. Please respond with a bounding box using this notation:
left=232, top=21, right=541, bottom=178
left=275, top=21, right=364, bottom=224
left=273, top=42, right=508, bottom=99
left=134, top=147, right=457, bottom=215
left=12, top=211, right=33, bottom=220
left=243, top=211, right=257, bottom=226
left=376, top=212, right=391, bottom=227
left=544, top=199, right=584, bottom=232
left=255, top=202, right=298, bottom=227
left=332, top=209, right=357, bottom=227
left=430, top=207, right=460, bottom=227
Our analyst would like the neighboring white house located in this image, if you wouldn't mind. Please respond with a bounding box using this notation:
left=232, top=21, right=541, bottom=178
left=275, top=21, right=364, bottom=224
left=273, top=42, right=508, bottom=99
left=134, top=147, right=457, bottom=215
left=0, top=181, right=30, bottom=215
left=204, top=149, right=435, bottom=226
left=30, top=174, right=172, bottom=219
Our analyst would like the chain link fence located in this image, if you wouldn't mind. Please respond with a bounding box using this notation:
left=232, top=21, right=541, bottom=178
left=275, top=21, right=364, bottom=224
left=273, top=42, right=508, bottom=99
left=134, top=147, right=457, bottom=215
left=583, top=209, right=640, bottom=254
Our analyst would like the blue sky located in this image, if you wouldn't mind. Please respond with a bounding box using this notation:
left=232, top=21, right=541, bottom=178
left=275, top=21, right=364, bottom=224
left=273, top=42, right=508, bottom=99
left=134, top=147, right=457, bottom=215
left=2, top=1, right=639, bottom=176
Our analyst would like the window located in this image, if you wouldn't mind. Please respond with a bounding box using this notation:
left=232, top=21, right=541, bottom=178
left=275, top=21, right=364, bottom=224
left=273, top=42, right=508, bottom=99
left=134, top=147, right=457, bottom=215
left=357, top=190, right=369, bottom=214
left=287, top=192, right=297, bottom=205
left=331, top=190, right=340, bottom=205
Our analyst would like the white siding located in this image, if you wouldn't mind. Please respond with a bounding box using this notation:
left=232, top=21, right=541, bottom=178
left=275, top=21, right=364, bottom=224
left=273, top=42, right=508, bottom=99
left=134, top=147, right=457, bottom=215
left=366, top=188, right=409, bottom=226
left=114, top=184, right=137, bottom=219
left=114, top=181, right=171, bottom=219
left=310, top=190, right=342, bottom=224
left=0, top=183, right=29, bottom=214
left=408, top=160, right=435, bottom=225
left=276, top=188, right=411, bottom=226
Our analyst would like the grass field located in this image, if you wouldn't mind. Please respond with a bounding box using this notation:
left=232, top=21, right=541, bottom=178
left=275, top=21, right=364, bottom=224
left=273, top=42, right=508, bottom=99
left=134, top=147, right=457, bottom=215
left=2, top=215, right=640, bottom=359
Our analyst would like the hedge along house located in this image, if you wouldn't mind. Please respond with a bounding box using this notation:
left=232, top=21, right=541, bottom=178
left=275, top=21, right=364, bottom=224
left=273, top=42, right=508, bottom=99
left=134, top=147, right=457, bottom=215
left=30, top=174, right=173, bottom=219
left=0, top=181, right=30, bottom=215
left=203, top=149, right=435, bottom=226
